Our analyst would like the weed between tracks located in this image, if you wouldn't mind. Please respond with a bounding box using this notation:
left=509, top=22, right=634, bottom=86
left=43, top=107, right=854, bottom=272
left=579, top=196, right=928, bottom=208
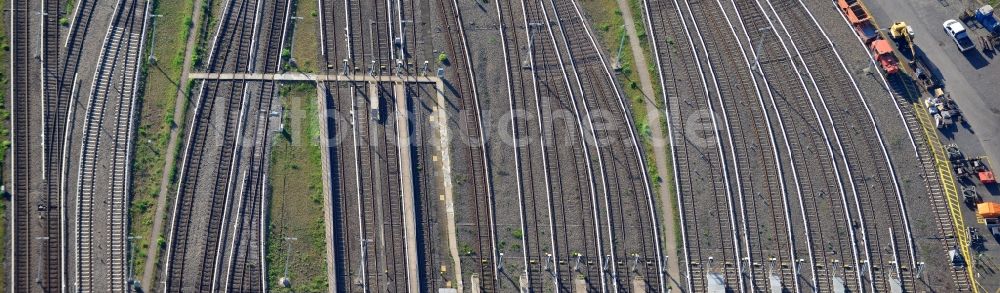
left=266, top=83, right=328, bottom=292
left=579, top=0, right=682, bottom=259
left=129, top=0, right=199, bottom=281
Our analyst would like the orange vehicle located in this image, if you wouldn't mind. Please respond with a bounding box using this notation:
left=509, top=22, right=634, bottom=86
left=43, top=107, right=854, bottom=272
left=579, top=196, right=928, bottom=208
left=970, top=157, right=995, bottom=184
left=978, top=202, right=1000, bottom=218
left=870, top=39, right=899, bottom=74
left=980, top=170, right=996, bottom=184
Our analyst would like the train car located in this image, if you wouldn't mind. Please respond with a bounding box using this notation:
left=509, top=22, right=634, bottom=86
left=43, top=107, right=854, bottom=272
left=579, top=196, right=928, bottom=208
left=838, top=0, right=878, bottom=41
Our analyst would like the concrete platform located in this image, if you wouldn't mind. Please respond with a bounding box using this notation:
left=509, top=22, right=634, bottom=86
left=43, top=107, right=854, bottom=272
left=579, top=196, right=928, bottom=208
left=316, top=82, right=338, bottom=293
left=393, top=82, right=420, bottom=292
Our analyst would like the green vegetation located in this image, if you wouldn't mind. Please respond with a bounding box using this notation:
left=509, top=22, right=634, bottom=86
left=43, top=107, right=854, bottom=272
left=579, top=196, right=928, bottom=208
left=285, top=0, right=321, bottom=73
left=64, top=0, right=75, bottom=15
left=0, top=0, right=10, bottom=288
left=512, top=229, right=523, bottom=239
left=266, top=83, right=328, bottom=292
left=128, top=0, right=201, bottom=281
left=438, top=52, right=449, bottom=65
left=579, top=0, right=665, bottom=186
left=459, top=243, right=474, bottom=256
left=59, top=17, right=69, bottom=27
left=579, top=0, right=682, bottom=263
left=192, top=0, right=219, bottom=68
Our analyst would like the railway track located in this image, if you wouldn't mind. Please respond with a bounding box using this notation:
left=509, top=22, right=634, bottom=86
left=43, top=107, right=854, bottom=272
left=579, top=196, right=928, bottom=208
left=318, top=0, right=384, bottom=291
left=343, top=0, right=411, bottom=290
left=396, top=0, right=444, bottom=289
left=11, top=0, right=73, bottom=289
left=10, top=0, right=37, bottom=290
left=376, top=81, right=409, bottom=292
left=396, top=0, right=422, bottom=71
left=75, top=0, right=149, bottom=290
left=217, top=0, right=289, bottom=290
left=220, top=80, right=273, bottom=292
left=494, top=0, right=609, bottom=290
left=764, top=0, right=918, bottom=290
left=406, top=82, right=443, bottom=291
left=680, top=0, right=800, bottom=290
left=433, top=0, right=499, bottom=290
left=883, top=33, right=973, bottom=293
left=827, top=1, right=973, bottom=290
left=162, top=0, right=260, bottom=290
left=508, top=0, right=564, bottom=291
left=164, top=80, right=247, bottom=292
left=348, top=81, right=379, bottom=291
left=728, top=0, right=866, bottom=290
left=346, top=0, right=395, bottom=74
left=909, top=101, right=975, bottom=291
left=493, top=0, right=534, bottom=287
left=550, top=0, right=665, bottom=290
left=641, top=0, right=745, bottom=291
left=341, top=79, right=412, bottom=292
left=316, top=0, right=364, bottom=291
left=322, top=80, right=361, bottom=291
left=40, top=0, right=71, bottom=289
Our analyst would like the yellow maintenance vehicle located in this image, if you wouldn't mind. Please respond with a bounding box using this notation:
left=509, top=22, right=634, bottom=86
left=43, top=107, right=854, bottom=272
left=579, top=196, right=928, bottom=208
left=890, top=22, right=916, bottom=58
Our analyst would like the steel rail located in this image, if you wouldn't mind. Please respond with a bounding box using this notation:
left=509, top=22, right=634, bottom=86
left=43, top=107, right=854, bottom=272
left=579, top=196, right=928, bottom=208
left=10, top=0, right=32, bottom=290
left=43, top=0, right=68, bottom=289
left=640, top=0, right=747, bottom=290
left=695, top=0, right=800, bottom=290
left=494, top=0, right=534, bottom=288
left=678, top=0, right=757, bottom=288
left=562, top=0, right=667, bottom=290
left=161, top=0, right=253, bottom=288
left=762, top=0, right=915, bottom=290
left=760, top=1, right=878, bottom=289
left=679, top=0, right=757, bottom=290
left=439, top=0, right=501, bottom=290
left=731, top=0, right=866, bottom=290
left=208, top=0, right=265, bottom=288
left=73, top=0, right=134, bottom=288
left=317, top=0, right=356, bottom=291
left=758, top=0, right=864, bottom=288
left=784, top=2, right=917, bottom=272
left=520, top=0, right=562, bottom=289
left=207, top=16, right=257, bottom=293
left=341, top=3, right=370, bottom=291
left=538, top=0, right=611, bottom=289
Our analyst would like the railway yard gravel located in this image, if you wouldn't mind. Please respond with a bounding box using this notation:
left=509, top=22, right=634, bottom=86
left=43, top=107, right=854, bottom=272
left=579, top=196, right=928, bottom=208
left=11, top=0, right=993, bottom=291
left=802, top=0, right=965, bottom=289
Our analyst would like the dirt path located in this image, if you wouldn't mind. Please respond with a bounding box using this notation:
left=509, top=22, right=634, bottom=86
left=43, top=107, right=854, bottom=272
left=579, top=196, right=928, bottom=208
left=139, top=0, right=204, bottom=289
left=612, top=0, right=683, bottom=289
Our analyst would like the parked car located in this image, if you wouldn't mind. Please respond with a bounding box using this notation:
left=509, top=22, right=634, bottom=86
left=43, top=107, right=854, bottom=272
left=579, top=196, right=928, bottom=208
left=944, top=19, right=976, bottom=52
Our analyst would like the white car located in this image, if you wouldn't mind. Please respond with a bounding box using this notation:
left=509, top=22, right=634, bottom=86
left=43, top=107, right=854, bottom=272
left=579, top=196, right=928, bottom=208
left=943, top=19, right=976, bottom=52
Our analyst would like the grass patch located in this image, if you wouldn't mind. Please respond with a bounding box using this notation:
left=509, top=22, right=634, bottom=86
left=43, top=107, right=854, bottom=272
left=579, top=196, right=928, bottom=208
left=0, top=0, right=10, bottom=287
left=64, top=0, right=75, bottom=15
left=579, top=0, right=680, bottom=266
left=128, top=0, right=199, bottom=280
left=286, top=0, right=320, bottom=73
left=579, top=0, right=665, bottom=187
left=266, top=83, right=328, bottom=292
